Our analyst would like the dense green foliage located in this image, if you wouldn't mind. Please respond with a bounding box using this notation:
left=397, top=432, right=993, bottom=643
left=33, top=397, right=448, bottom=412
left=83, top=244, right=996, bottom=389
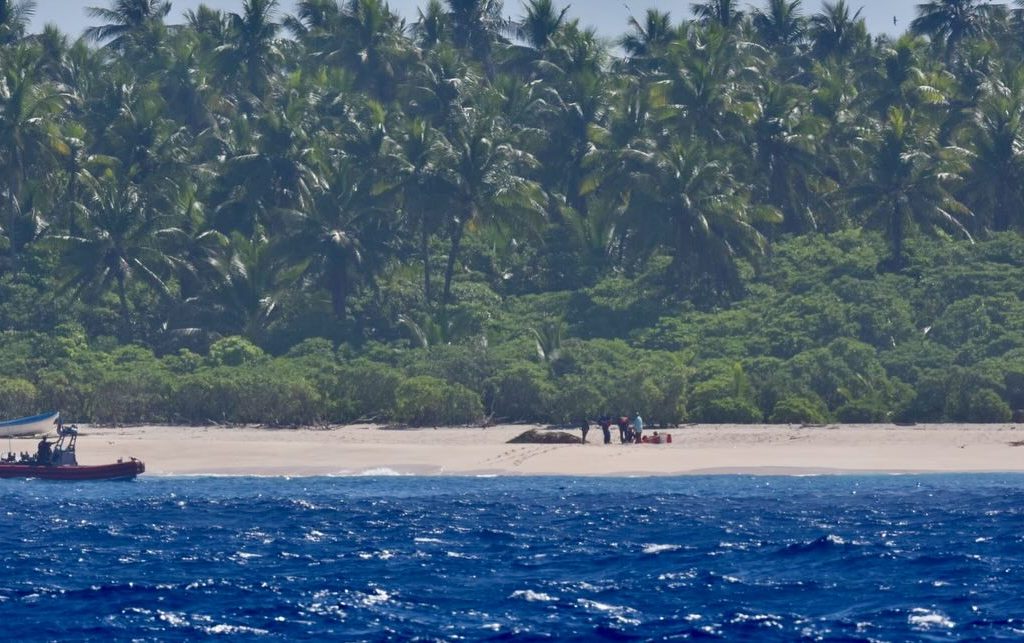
left=1, top=0, right=1024, bottom=425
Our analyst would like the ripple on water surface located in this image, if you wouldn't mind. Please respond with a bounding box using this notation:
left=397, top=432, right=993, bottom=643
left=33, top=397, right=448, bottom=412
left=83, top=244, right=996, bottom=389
left=0, top=474, right=1023, bottom=639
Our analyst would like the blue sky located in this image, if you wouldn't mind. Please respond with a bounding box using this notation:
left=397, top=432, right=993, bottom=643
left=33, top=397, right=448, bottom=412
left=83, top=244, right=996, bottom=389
left=33, top=0, right=928, bottom=42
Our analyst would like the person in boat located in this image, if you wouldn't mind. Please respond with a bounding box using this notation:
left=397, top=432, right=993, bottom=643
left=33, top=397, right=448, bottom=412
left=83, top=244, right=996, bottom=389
left=632, top=412, right=644, bottom=444
left=598, top=415, right=612, bottom=444
left=36, top=437, right=52, bottom=465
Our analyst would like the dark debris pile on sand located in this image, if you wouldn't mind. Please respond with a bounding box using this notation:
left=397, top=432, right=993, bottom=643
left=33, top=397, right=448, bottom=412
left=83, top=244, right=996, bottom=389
left=507, top=429, right=581, bottom=444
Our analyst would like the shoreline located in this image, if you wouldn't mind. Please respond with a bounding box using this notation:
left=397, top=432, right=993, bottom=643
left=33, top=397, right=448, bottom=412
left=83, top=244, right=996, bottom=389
left=6, top=423, right=1023, bottom=477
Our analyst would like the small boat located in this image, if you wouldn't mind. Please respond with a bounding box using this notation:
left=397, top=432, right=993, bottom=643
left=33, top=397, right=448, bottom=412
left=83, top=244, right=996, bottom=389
left=0, top=411, right=60, bottom=438
left=0, top=425, right=144, bottom=481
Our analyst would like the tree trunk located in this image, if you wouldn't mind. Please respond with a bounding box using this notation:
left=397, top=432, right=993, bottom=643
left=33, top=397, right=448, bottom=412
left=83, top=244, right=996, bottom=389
left=117, top=273, right=131, bottom=340
left=421, top=219, right=432, bottom=305
left=330, top=263, right=349, bottom=319
left=890, top=205, right=905, bottom=269
left=443, top=220, right=465, bottom=307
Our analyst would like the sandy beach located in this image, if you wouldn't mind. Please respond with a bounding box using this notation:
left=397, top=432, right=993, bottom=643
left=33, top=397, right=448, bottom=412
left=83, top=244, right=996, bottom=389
left=6, top=423, right=1023, bottom=476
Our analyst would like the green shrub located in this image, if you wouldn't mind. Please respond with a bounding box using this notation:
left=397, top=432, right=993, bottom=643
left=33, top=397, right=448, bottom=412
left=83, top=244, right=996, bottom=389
left=0, top=377, right=38, bottom=418
left=90, top=371, right=171, bottom=424
left=207, top=336, right=265, bottom=367
left=835, top=399, right=889, bottom=423
left=337, top=360, right=402, bottom=422
left=769, top=396, right=829, bottom=424
left=692, top=397, right=763, bottom=423
left=961, top=389, right=1012, bottom=423
left=395, top=376, right=483, bottom=426
left=486, top=362, right=553, bottom=421
left=548, top=377, right=603, bottom=424
left=171, top=367, right=323, bottom=425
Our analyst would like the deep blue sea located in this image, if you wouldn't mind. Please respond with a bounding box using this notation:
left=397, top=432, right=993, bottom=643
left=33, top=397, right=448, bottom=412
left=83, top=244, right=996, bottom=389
left=2, top=475, right=1023, bottom=641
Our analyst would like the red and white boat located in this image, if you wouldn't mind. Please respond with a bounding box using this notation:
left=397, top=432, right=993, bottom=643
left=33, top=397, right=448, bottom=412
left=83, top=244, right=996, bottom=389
left=0, top=424, right=144, bottom=481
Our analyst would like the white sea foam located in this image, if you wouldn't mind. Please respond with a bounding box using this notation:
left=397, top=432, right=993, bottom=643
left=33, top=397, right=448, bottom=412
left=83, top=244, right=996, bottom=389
left=576, top=599, right=640, bottom=625
left=204, top=624, right=269, bottom=635
left=157, top=611, right=189, bottom=627
left=510, top=589, right=556, bottom=602
left=730, top=612, right=783, bottom=629
left=358, top=549, right=395, bottom=560
left=360, top=588, right=391, bottom=606
left=414, top=537, right=444, bottom=543
left=355, top=467, right=407, bottom=477
left=908, top=608, right=955, bottom=630
left=643, top=543, right=681, bottom=554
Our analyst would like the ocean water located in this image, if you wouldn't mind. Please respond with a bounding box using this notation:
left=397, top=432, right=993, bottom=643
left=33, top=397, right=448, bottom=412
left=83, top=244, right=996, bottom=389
left=1, top=475, right=1023, bottom=640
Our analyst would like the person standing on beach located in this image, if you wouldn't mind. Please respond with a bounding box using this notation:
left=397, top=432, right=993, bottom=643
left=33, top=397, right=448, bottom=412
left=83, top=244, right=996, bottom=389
left=599, top=415, right=612, bottom=444
left=632, top=412, right=644, bottom=444
left=579, top=418, right=590, bottom=443
left=617, top=416, right=630, bottom=443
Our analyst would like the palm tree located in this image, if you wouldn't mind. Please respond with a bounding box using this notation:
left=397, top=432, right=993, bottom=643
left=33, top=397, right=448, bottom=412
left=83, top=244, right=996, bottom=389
left=0, top=45, right=70, bottom=262
left=274, top=159, right=385, bottom=319
left=911, top=0, right=1003, bottom=64
left=620, top=9, right=677, bottom=72
left=0, top=0, right=35, bottom=45
left=660, top=26, right=751, bottom=142
left=752, top=0, right=806, bottom=54
left=84, top=0, right=170, bottom=51
left=848, top=108, right=973, bottom=269
left=215, top=0, right=284, bottom=103
left=622, top=141, right=777, bottom=298
left=209, top=95, right=325, bottom=238
left=291, top=0, right=409, bottom=101
left=445, top=0, right=513, bottom=76
left=436, top=108, right=544, bottom=305
left=958, top=67, right=1024, bottom=231
left=691, top=0, right=744, bottom=30
left=512, top=0, right=569, bottom=50
left=192, top=234, right=293, bottom=342
left=396, top=118, right=447, bottom=304
left=412, top=0, right=449, bottom=50
left=749, top=80, right=832, bottom=233
left=809, top=0, right=868, bottom=62
left=49, top=169, right=188, bottom=338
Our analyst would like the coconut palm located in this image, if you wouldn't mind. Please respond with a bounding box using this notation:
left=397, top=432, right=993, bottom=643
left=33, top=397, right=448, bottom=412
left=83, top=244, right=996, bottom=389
left=445, top=0, right=513, bottom=76
left=848, top=108, right=973, bottom=269
left=620, top=9, right=677, bottom=72
left=512, top=0, right=569, bottom=50
left=749, top=80, right=832, bottom=233
left=691, top=0, right=744, bottom=30
left=84, top=0, right=170, bottom=51
left=412, top=0, right=449, bottom=50
left=49, top=169, right=190, bottom=338
left=0, top=0, right=35, bottom=45
left=911, top=0, right=1004, bottom=64
left=809, top=0, right=868, bottom=62
left=751, top=0, right=806, bottom=54
left=436, top=108, right=544, bottom=305
left=622, top=140, right=777, bottom=297
left=291, top=0, right=409, bottom=101
left=215, top=0, right=284, bottom=103
left=0, top=45, right=70, bottom=261
left=958, top=67, right=1024, bottom=231
left=209, top=94, right=325, bottom=238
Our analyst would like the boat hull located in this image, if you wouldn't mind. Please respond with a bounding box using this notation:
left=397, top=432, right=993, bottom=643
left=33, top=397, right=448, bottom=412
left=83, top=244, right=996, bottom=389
left=0, top=460, right=145, bottom=481
left=0, top=412, right=60, bottom=438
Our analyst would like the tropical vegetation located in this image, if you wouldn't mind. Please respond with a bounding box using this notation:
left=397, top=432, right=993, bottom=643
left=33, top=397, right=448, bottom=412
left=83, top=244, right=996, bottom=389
left=1, top=0, right=1024, bottom=426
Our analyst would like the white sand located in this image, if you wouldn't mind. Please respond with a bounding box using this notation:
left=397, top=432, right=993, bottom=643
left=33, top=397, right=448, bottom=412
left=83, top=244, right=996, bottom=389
left=8, top=423, right=1024, bottom=476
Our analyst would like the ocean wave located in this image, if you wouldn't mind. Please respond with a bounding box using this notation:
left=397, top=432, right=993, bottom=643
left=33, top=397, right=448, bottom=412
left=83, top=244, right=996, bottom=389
left=908, top=608, right=956, bottom=630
